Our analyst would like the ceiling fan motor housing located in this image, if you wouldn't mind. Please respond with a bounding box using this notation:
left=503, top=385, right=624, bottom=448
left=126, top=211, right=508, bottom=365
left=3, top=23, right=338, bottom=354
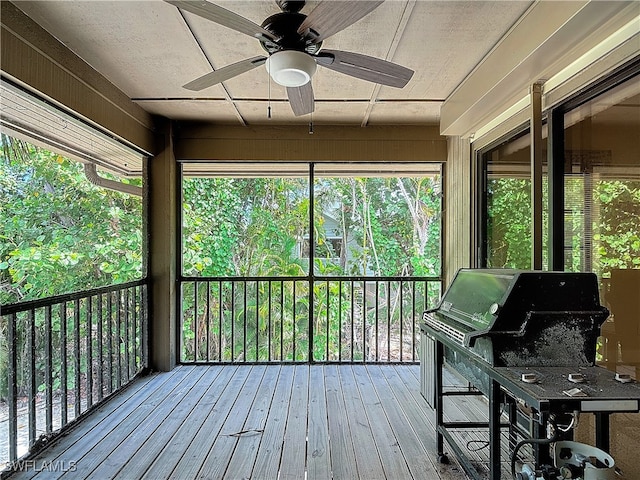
left=275, top=0, right=305, bottom=14
left=260, top=12, right=321, bottom=54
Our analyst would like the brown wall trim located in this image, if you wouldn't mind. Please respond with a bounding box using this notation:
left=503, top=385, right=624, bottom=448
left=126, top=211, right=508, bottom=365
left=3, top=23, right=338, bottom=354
left=1, top=1, right=157, bottom=155
left=174, top=124, right=447, bottom=162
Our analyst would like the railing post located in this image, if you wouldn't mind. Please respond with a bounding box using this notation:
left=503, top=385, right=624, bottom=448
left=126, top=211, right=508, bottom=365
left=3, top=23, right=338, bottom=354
left=308, top=162, right=315, bottom=362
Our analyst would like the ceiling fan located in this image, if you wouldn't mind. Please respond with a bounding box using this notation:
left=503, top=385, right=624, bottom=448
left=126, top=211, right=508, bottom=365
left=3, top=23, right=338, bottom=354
left=166, top=0, right=414, bottom=116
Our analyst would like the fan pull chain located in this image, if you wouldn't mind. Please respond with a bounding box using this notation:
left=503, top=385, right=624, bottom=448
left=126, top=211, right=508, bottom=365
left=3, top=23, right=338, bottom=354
left=309, top=111, right=313, bottom=134
left=267, top=71, right=272, bottom=119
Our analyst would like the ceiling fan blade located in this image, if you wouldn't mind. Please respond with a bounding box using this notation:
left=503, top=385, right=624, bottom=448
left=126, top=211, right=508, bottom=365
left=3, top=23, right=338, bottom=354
left=317, top=50, right=413, bottom=88
left=166, top=0, right=278, bottom=43
left=183, top=56, right=267, bottom=91
left=287, top=83, right=314, bottom=116
left=297, top=1, right=383, bottom=43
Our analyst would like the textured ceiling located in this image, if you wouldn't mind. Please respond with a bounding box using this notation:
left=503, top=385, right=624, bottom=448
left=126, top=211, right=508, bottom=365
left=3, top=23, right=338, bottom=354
left=13, top=0, right=533, bottom=126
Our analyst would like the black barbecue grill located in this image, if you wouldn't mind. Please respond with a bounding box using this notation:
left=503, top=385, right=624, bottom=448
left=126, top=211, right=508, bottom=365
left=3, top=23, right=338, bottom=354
left=420, top=268, right=640, bottom=480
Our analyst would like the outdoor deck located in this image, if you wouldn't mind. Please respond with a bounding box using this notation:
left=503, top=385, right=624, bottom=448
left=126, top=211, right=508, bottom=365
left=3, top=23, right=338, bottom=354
left=4, top=364, right=474, bottom=480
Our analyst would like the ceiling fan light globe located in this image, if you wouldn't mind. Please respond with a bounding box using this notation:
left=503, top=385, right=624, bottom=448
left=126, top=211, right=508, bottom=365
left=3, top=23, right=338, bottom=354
left=266, top=50, right=316, bottom=87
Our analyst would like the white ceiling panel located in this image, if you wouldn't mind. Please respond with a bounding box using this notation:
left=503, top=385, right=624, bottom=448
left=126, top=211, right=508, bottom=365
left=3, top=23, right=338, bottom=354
left=12, top=0, right=535, bottom=126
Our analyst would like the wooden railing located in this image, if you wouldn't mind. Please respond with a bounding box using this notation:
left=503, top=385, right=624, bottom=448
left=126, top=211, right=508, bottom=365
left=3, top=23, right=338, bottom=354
left=0, top=280, right=148, bottom=467
left=180, top=276, right=441, bottom=364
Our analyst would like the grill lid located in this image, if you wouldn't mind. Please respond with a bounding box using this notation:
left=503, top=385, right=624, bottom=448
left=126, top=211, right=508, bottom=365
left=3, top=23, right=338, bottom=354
left=424, top=269, right=609, bottom=350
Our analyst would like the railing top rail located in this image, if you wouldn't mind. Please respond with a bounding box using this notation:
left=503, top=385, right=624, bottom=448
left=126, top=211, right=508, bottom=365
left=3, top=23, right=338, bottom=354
left=181, top=275, right=441, bottom=282
left=0, top=278, right=148, bottom=315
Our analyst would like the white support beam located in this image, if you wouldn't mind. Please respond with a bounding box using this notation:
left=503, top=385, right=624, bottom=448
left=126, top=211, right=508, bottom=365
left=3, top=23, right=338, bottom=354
left=530, top=82, right=543, bottom=270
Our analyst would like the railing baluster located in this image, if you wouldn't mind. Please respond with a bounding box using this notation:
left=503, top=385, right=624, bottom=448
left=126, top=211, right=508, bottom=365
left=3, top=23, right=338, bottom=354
left=116, top=290, right=122, bottom=389
left=255, top=280, right=259, bottom=362
left=362, top=280, right=368, bottom=362
left=268, top=280, right=272, bottom=362
left=97, top=294, right=104, bottom=402
left=142, top=284, right=148, bottom=369
left=243, top=281, right=247, bottom=362
left=131, top=286, right=137, bottom=375
left=231, top=281, right=235, bottom=361
left=45, top=305, right=53, bottom=434
left=399, top=280, right=404, bottom=362
left=375, top=281, right=379, bottom=362
left=193, top=281, right=199, bottom=362
left=60, top=302, right=68, bottom=427
left=28, top=309, right=37, bottom=447
left=325, top=279, right=330, bottom=362
left=218, top=280, right=223, bottom=362
left=338, top=281, right=343, bottom=362
left=74, top=299, right=81, bottom=419
left=387, top=280, right=391, bottom=361
left=124, top=288, right=130, bottom=382
left=292, top=281, right=297, bottom=361
left=8, top=313, right=18, bottom=462
left=107, top=291, right=114, bottom=395
left=350, top=281, right=355, bottom=362
left=206, top=281, right=211, bottom=362
left=280, top=280, right=284, bottom=361
left=87, top=296, right=93, bottom=409
left=412, top=281, right=416, bottom=362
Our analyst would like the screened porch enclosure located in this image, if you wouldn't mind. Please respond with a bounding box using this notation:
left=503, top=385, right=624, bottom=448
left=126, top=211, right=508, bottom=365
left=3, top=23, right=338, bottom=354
left=180, top=276, right=441, bottom=363
left=1, top=155, right=444, bottom=469
left=178, top=164, right=443, bottom=364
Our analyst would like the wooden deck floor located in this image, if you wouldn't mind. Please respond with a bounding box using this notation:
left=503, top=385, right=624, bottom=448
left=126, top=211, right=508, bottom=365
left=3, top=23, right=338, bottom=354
left=5, top=364, right=471, bottom=480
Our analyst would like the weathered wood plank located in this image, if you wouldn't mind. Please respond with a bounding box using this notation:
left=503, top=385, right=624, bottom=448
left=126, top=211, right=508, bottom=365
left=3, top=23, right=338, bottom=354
left=82, top=367, right=212, bottom=479
left=156, top=366, right=252, bottom=479
left=137, top=365, right=238, bottom=479
left=324, top=365, right=358, bottom=480
left=279, top=365, right=310, bottom=480
left=367, top=365, right=463, bottom=479
left=113, top=366, right=227, bottom=479
left=376, top=364, right=467, bottom=479
left=351, top=365, right=414, bottom=479
left=223, top=365, right=281, bottom=480
left=338, top=366, right=386, bottom=479
left=37, top=366, right=198, bottom=480
left=17, top=370, right=167, bottom=480
left=306, top=365, right=331, bottom=480
left=194, top=365, right=267, bottom=479
left=8, top=365, right=492, bottom=480
left=250, top=365, right=295, bottom=479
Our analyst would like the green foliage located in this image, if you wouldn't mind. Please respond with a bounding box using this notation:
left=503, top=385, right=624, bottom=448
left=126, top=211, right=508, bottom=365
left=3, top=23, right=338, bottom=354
left=487, top=174, right=640, bottom=277
left=486, top=178, right=532, bottom=269
left=0, top=135, right=143, bottom=401
left=0, top=135, right=143, bottom=304
left=180, top=175, right=442, bottom=362
left=594, top=179, right=640, bottom=275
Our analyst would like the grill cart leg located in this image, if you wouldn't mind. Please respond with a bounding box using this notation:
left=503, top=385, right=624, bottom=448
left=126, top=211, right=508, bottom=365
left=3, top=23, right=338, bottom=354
left=435, top=338, right=448, bottom=463
left=595, top=412, right=611, bottom=452
left=489, top=379, right=502, bottom=479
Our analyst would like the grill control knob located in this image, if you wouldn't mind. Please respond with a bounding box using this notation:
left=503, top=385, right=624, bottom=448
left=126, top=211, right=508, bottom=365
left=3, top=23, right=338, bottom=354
left=489, top=303, right=500, bottom=315
left=615, top=373, right=633, bottom=383
left=568, top=373, right=586, bottom=383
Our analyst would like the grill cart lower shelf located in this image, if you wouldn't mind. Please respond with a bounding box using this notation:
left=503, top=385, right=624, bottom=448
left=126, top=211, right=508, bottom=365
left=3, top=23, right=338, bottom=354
left=423, top=325, right=640, bottom=480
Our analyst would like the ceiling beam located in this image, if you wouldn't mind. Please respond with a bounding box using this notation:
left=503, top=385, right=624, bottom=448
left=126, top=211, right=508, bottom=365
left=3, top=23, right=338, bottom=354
left=175, top=123, right=446, bottom=162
